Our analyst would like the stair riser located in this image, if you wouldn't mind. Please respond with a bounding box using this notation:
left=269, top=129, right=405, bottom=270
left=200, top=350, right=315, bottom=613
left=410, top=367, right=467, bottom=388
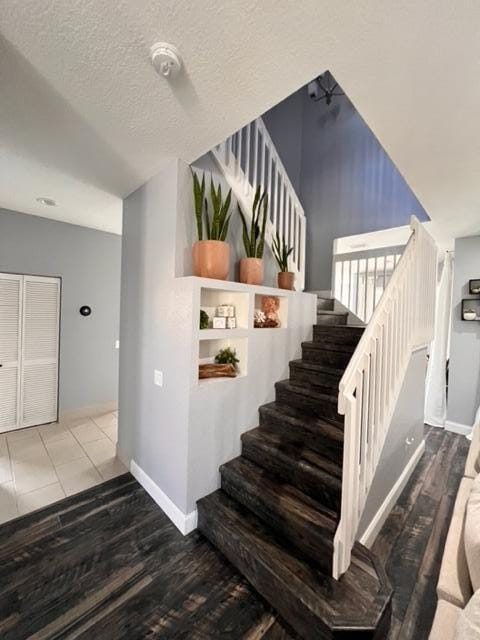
left=316, top=313, right=347, bottom=326
left=289, top=362, right=341, bottom=392
left=241, top=438, right=341, bottom=512
left=220, top=470, right=333, bottom=573
left=276, top=385, right=343, bottom=423
left=302, top=345, right=352, bottom=368
left=313, top=326, right=363, bottom=346
left=197, top=502, right=334, bottom=640
left=317, top=298, right=335, bottom=311
left=258, top=418, right=343, bottom=465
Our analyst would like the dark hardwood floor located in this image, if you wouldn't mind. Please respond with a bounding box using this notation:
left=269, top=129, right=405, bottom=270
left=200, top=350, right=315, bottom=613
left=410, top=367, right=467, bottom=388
left=0, top=426, right=468, bottom=639
left=375, top=426, right=469, bottom=640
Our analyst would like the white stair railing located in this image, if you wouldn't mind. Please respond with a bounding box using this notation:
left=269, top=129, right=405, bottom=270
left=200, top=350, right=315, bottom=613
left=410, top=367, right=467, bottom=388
left=212, top=117, right=306, bottom=290
left=333, top=216, right=437, bottom=579
left=332, top=247, right=405, bottom=323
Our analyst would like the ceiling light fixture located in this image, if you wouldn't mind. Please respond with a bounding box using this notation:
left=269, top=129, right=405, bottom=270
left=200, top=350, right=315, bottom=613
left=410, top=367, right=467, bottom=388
left=307, top=71, right=344, bottom=106
left=150, top=42, right=182, bottom=79
left=36, top=197, right=57, bottom=207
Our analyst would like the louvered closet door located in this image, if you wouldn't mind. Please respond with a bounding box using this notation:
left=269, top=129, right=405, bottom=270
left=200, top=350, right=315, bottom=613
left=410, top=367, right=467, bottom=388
left=21, top=276, right=60, bottom=428
left=0, top=274, right=22, bottom=432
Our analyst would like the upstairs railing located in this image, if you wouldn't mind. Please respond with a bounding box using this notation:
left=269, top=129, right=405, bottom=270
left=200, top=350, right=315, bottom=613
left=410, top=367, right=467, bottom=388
left=333, top=216, right=437, bottom=579
left=332, top=246, right=404, bottom=323
left=212, top=117, right=306, bottom=290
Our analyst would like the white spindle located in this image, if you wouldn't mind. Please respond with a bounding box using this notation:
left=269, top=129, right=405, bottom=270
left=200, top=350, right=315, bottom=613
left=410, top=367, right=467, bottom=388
left=210, top=116, right=306, bottom=290
left=333, top=216, right=437, bottom=579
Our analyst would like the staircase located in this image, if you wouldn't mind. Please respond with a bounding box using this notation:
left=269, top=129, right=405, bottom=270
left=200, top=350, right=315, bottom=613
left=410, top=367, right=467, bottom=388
left=198, top=299, right=392, bottom=639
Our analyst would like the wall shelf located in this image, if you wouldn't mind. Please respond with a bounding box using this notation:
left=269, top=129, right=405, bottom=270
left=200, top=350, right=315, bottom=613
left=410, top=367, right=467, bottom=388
left=198, top=328, right=249, bottom=340
left=462, top=298, right=480, bottom=321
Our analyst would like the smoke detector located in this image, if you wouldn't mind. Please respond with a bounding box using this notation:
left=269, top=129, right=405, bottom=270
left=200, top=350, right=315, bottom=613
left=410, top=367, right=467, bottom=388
left=150, top=43, right=182, bottom=79
left=36, top=197, right=57, bottom=207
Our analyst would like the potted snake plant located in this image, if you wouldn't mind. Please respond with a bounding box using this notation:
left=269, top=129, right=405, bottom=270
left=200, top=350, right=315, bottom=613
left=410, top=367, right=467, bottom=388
left=237, top=186, right=268, bottom=285
left=192, top=171, right=232, bottom=280
left=272, top=232, right=295, bottom=290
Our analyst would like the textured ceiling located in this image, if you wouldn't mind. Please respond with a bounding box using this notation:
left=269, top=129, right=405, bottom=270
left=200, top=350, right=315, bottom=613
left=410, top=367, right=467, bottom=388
left=1, top=1, right=479, bottom=242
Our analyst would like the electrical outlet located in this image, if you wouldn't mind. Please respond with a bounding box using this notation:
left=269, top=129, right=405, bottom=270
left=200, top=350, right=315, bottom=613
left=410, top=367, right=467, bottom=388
left=154, top=369, right=163, bottom=387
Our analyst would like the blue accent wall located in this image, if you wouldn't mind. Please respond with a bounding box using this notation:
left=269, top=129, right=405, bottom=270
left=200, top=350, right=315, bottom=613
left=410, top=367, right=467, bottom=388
left=262, top=82, right=429, bottom=290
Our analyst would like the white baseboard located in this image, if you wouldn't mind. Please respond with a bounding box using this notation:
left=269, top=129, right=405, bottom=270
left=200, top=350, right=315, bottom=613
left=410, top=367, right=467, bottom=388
left=359, top=439, right=426, bottom=548
left=445, top=421, right=473, bottom=436
left=130, top=460, right=197, bottom=535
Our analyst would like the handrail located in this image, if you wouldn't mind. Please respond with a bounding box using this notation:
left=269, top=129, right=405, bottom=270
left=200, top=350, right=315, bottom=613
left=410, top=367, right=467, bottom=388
left=332, top=215, right=437, bottom=579
left=211, top=116, right=306, bottom=290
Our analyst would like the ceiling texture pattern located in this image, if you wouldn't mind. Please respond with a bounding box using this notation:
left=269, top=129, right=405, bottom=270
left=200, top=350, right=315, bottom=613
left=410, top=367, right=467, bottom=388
left=1, top=1, right=479, bottom=242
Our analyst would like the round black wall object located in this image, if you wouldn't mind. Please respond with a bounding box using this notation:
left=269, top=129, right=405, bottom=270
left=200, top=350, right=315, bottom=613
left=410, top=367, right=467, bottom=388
left=79, top=305, right=92, bottom=317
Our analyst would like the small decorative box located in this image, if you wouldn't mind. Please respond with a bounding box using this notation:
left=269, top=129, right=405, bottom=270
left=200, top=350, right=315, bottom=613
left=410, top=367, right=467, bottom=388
left=216, top=304, right=235, bottom=318
left=226, top=317, right=237, bottom=329
left=213, top=317, right=227, bottom=329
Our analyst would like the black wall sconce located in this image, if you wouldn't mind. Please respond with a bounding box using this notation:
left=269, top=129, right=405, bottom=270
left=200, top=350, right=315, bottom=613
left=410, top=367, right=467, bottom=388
left=79, top=305, right=92, bottom=317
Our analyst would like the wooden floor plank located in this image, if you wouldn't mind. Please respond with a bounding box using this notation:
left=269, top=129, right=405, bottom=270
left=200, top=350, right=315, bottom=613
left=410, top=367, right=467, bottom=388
left=0, top=427, right=469, bottom=640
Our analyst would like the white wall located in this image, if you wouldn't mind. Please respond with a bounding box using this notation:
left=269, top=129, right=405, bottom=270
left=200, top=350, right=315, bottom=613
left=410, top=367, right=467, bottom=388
left=448, top=236, right=480, bottom=430
left=119, top=159, right=317, bottom=524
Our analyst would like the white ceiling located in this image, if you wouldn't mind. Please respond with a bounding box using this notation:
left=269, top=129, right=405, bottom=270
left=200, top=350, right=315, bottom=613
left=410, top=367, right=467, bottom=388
left=1, top=1, right=480, bottom=242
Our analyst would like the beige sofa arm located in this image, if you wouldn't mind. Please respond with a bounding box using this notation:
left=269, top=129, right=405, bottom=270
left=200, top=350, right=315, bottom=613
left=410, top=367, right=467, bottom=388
left=437, top=477, right=474, bottom=608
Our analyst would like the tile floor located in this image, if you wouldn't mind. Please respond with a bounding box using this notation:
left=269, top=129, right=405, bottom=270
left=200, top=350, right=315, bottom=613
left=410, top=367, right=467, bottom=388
left=0, top=410, right=127, bottom=524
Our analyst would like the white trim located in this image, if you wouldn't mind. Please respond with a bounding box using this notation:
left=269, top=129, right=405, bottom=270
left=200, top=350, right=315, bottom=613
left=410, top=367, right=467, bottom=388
left=359, top=439, right=426, bottom=548
left=445, top=421, right=473, bottom=436
left=130, top=460, right=197, bottom=535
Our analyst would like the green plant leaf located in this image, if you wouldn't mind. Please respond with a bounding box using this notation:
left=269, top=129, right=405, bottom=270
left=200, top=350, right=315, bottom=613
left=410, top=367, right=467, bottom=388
left=256, top=193, right=268, bottom=258
left=192, top=170, right=205, bottom=241
left=237, top=204, right=252, bottom=257
left=204, top=198, right=211, bottom=239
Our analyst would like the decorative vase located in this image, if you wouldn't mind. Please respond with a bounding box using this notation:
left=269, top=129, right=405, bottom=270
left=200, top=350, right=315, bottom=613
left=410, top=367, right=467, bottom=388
left=239, top=258, right=264, bottom=285
left=464, top=311, right=477, bottom=321
left=192, top=240, right=230, bottom=280
left=278, top=271, right=295, bottom=290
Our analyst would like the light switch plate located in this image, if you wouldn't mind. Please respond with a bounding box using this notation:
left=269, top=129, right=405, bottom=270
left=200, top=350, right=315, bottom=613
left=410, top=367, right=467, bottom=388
left=115, top=340, right=120, bottom=350
left=154, top=369, right=163, bottom=387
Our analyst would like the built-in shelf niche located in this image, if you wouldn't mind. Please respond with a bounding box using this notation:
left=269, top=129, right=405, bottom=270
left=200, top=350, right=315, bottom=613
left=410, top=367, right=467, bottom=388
left=199, top=287, right=249, bottom=331
left=462, top=298, right=480, bottom=321
left=198, top=337, right=248, bottom=384
left=253, top=293, right=289, bottom=329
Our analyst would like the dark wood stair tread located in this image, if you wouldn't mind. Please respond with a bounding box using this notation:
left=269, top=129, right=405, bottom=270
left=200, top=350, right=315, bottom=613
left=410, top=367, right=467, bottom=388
left=241, top=426, right=342, bottom=512
left=259, top=401, right=344, bottom=437
left=242, top=426, right=342, bottom=480
left=313, top=325, right=365, bottom=347
left=290, top=359, right=344, bottom=378
left=221, top=457, right=336, bottom=571
left=302, top=340, right=357, bottom=355
left=197, top=490, right=392, bottom=640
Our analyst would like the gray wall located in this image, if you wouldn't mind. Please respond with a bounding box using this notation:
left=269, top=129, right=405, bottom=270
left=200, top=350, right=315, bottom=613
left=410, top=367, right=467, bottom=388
left=262, top=83, right=429, bottom=290
left=0, top=208, right=121, bottom=413
left=118, top=160, right=193, bottom=512
left=358, top=348, right=428, bottom=538
left=262, top=89, right=304, bottom=195
left=448, top=236, right=480, bottom=427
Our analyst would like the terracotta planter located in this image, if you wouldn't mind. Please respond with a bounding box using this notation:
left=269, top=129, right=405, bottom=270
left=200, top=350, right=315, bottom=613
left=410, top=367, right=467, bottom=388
left=239, top=258, right=264, bottom=285
left=278, top=271, right=295, bottom=290
left=192, top=240, right=230, bottom=280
